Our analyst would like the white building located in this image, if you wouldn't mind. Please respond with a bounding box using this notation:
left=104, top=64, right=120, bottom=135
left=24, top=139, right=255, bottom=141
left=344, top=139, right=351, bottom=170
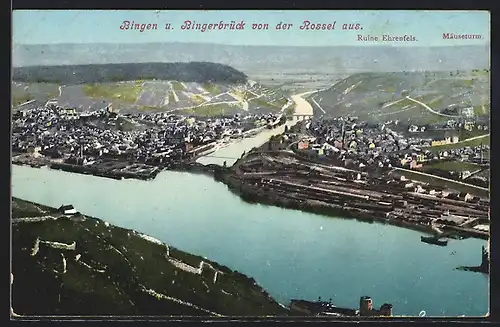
left=59, top=204, right=77, bottom=215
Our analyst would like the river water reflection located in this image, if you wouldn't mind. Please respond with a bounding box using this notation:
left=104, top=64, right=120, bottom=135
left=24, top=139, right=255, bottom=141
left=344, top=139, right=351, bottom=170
left=196, top=119, right=296, bottom=166
left=12, top=165, right=488, bottom=317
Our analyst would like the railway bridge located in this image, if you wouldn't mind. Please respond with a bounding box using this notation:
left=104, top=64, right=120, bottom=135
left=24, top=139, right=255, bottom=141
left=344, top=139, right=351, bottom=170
left=292, top=113, right=314, bottom=121
left=201, top=155, right=240, bottom=160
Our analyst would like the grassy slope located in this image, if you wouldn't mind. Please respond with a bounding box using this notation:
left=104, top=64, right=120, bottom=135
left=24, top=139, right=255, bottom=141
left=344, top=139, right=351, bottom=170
left=11, top=198, right=289, bottom=316
left=312, top=71, right=490, bottom=124
left=12, top=79, right=289, bottom=116
left=425, top=134, right=490, bottom=152
left=422, top=160, right=481, bottom=172
left=82, top=83, right=143, bottom=103
left=12, top=94, right=34, bottom=106
left=171, top=81, right=185, bottom=92
left=389, top=170, right=489, bottom=198
left=249, top=97, right=287, bottom=111
left=203, top=83, right=219, bottom=94
left=181, top=103, right=242, bottom=117
left=11, top=82, right=59, bottom=106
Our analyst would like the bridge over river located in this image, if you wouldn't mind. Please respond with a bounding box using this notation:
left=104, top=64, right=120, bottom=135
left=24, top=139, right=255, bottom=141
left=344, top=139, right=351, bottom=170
left=201, top=155, right=241, bottom=160
left=196, top=91, right=316, bottom=166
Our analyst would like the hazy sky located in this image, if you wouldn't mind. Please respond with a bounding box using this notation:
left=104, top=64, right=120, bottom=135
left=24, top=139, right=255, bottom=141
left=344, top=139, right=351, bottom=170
left=13, top=10, right=490, bottom=47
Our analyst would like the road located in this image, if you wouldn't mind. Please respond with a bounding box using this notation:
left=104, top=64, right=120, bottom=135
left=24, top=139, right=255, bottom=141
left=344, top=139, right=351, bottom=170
left=393, top=167, right=489, bottom=192
left=15, top=99, right=36, bottom=108
left=310, top=97, right=326, bottom=114
left=405, top=96, right=459, bottom=118
left=458, top=133, right=490, bottom=143
left=392, top=133, right=490, bottom=155
left=422, top=133, right=490, bottom=152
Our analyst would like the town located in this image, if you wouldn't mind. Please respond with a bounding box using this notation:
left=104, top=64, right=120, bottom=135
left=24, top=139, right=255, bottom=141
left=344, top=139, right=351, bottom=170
left=11, top=98, right=490, bottom=242
left=215, top=113, right=490, bottom=242
left=297, top=116, right=490, bottom=189
left=12, top=102, right=286, bottom=179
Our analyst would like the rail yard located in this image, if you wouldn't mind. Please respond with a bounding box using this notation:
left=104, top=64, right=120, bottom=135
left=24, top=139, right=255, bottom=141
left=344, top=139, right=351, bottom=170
left=220, top=146, right=489, bottom=241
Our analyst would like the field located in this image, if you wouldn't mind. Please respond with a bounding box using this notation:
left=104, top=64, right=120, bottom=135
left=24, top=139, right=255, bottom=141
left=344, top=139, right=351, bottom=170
left=82, top=83, right=143, bottom=103
left=371, top=94, right=452, bottom=124
left=11, top=82, right=59, bottom=106
left=473, top=103, right=490, bottom=116
left=190, top=94, right=207, bottom=104
left=285, top=103, right=296, bottom=116
left=389, top=169, right=489, bottom=198
left=248, top=97, right=286, bottom=112
left=12, top=94, right=34, bottom=106
left=180, top=103, right=243, bottom=116
left=203, top=83, right=220, bottom=94
left=171, top=81, right=185, bottom=91
left=168, top=92, right=176, bottom=104
left=425, top=134, right=490, bottom=152
left=422, top=160, right=481, bottom=172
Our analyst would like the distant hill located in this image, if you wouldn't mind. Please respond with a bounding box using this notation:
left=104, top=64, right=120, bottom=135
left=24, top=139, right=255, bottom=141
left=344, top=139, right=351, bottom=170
left=11, top=78, right=290, bottom=116
left=12, top=62, right=248, bottom=85
left=13, top=43, right=489, bottom=75
left=13, top=43, right=489, bottom=92
left=308, top=70, right=490, bottom=125
left=11, top=198, right=290, bottom=316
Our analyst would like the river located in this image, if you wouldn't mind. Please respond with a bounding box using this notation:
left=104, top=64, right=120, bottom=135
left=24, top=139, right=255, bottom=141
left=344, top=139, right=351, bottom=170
left=195, top=121, right=295, bottom=166
left=12, top=164, right=488, bottom=317
left=196, top=91, right=315, bottom=166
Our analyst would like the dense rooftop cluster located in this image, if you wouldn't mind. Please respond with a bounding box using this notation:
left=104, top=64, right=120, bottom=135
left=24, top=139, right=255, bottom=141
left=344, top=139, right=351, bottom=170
left=12, top=104, right=283, bottom=167
left=303, top=117, right=489, bottom=173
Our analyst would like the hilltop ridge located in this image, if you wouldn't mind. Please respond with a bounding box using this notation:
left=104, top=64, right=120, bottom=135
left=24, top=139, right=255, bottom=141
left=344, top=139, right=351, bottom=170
left=12, top=62, right=248, bottom=85
left=308, top=70, right=490, bottom=124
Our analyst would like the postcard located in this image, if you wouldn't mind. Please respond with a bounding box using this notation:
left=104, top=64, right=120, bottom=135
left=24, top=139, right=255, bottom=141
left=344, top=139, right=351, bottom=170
left=11, top=9, right=490, bottom=319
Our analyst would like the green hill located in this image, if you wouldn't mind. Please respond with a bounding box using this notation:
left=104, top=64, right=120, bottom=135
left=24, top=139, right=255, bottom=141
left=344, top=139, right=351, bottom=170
left=309, top=70, right=490, bottom=125
left=11, top=198, right=289, bottom=316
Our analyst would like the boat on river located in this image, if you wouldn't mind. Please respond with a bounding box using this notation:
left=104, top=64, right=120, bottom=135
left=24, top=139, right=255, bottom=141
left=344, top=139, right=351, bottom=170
left=421, top=236, right=448, bottom=246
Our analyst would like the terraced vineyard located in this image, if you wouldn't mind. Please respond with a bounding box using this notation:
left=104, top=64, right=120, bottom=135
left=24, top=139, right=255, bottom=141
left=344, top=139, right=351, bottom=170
left=12, top=79, right=291, bottom=117
left=309, top=70, right=490, bottom=125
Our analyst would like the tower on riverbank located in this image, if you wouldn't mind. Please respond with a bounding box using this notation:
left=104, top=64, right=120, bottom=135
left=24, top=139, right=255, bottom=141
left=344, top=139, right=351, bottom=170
left=359, top=296, right=372, bottom=315
left=359, top=296, right=393, bottom=316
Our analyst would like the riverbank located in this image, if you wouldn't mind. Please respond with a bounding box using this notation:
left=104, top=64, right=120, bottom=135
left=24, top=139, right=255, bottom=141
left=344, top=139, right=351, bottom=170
left=209, top=148, right=489, bottom=241
left=10, top=116, right=288, bottom=182
left=12, top=159, right=161, bottom=181
left=214, top=169, right=446, bottom=238
left=12, top=153, right=489, bottom=242
left=11, top=197, right=292, bottom=316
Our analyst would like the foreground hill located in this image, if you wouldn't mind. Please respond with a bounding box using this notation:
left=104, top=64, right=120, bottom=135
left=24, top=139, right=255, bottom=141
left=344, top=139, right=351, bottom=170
left=11, top=198, right=290, bottom=316
left=309, top=70, right=490, bottom=125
